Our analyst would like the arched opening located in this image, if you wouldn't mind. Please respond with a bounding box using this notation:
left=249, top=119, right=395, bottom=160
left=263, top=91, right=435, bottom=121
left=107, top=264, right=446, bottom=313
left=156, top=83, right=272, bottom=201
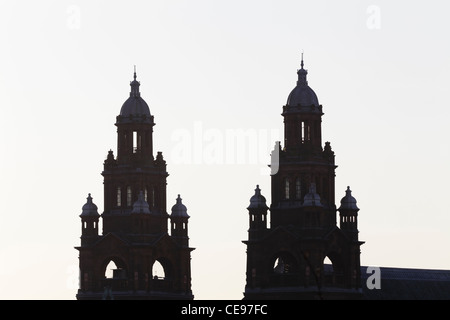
left=152, top=260, right=166, bottom=280
left=127, top=186, right=132, bottom=206
left=101, top=258, right=128, bottom=291
left=152, top=187, right=156, bottom=208
left=323, top=256, right=334, bottom=286
left=116, top=187, right=121, bottom=207
left=104, top=259, right=127, bottom=280
left=105, top=261, right=118, bottom=279
left=323, top=253, right=344, bottom=287
left=271, top=252, right=299, bottom=287
left=295, top=178, right=301, bottom=199
left=301, top=121, right=311, bottom=142
left=284, top=178, right=290, bottom=200
left=133, top=131, right=138, bottom=153
left=150, top=258, right=174, bottom=292
left=273, top=256, right=297, bottom=274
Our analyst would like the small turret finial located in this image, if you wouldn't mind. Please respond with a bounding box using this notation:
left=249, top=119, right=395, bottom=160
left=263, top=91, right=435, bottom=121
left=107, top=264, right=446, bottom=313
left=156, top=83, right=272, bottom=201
left=301, top=51, right=304, bottom=69
left=130, top=65, right=140, bottom=97
left=296, top=50, right=308, bottom=85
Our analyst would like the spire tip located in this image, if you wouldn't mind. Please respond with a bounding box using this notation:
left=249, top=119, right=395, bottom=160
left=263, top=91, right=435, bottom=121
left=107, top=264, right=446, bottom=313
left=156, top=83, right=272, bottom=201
left=301, top=51, right=304, bottom=69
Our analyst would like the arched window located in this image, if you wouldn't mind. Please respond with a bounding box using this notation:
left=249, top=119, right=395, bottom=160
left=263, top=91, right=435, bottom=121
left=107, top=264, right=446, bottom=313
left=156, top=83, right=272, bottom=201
left=105, top=261, right=118, bottom=279
left=116, top=187, right=121, bottom=207
left=301, top=121, right=311, bottom=142
left=127, top=186, right=132, bottom=206
left=133, top=131, right=138, bottom=153
left=284, top=178, right=290, bottom=200
left=105, top=260, right=126, bottom=279
left=152, top=187, right=156, bottom=207
left=295, top=178, right=301, bottom=199
left=323, top=256, right=334, bottom=285
left=273, top=252, right=297, bottom=274
left=152, top=260, right=165, bottom=280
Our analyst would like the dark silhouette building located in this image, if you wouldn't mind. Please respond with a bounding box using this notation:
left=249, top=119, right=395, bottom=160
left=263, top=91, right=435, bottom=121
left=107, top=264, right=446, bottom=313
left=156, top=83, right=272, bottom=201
left=75, top=70, right=194, bottom=300
left=243, top=57, right=363, bottom=300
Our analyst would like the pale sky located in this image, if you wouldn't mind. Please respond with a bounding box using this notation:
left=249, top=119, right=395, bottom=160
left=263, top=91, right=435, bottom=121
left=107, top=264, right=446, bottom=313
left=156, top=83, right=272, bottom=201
left=0, top=0, right=449, bottom=300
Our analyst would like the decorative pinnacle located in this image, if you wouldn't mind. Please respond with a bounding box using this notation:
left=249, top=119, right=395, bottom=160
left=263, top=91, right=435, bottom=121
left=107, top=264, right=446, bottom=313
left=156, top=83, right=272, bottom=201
left=301, top=51, right=304, bottom=69
left=297, top=51, right=308, bottom=86
left=130, top=65, right=140, bottom=97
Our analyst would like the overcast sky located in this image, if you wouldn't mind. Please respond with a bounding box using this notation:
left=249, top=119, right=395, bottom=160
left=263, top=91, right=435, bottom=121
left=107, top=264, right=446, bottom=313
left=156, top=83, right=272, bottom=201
left=0, top=0, right=449, bottom=300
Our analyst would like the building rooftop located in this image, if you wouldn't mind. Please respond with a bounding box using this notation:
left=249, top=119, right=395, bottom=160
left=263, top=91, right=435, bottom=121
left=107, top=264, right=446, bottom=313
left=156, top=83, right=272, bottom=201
left=360, top=265, right=450, bottom=300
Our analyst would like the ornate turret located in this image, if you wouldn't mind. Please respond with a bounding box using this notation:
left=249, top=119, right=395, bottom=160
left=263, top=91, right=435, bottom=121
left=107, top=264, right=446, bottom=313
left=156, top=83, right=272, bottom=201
left=286, top=53, right=320, bottom=109
left=247, top=185, right=268, bottom=240
left=244, top=56, right=363, bottom=300
left=338, top=186, right=360, bottom=241
left=170, top=195, right=190, bottom=247
left=76, top=69, right=194, bottom=300
left=80, top=193, right=100, bottom=246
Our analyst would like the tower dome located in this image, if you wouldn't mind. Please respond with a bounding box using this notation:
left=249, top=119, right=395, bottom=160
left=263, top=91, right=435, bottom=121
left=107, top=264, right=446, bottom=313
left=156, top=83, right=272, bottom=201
left=171, top=195, right=189, bottom=218
left=80, top=193, right=99, bottom=217
left=118, top=67, right=152, bottom=123
left=286, top=55, right=320, bottom=110
left=247, top=185, right=269, bottom=210
left=338, top=186, right=359, bottom=211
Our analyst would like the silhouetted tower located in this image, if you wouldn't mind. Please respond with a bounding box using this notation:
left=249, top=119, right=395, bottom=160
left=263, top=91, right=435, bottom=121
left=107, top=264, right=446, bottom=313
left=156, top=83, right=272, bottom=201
left=170, top=195, right=190, bottom=247
left=75, top=69, right=194, bottom=300
left=243, top=56, right=363, bottom=300
left=80, top=194, right=100, bottom=246
left=247, top=185, right=268, bottom=240
left=338, top=187, right=360, bottom=242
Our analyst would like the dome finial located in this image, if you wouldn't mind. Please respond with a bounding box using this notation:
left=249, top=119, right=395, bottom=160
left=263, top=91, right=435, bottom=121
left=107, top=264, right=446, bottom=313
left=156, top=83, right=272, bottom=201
left=297, top=51, right=308, bottom=86
left=130, top=66, right=140, bottom=97
left=301, top=51, right=304, bottom=70
left=286, top=53, right=320, bottom=108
